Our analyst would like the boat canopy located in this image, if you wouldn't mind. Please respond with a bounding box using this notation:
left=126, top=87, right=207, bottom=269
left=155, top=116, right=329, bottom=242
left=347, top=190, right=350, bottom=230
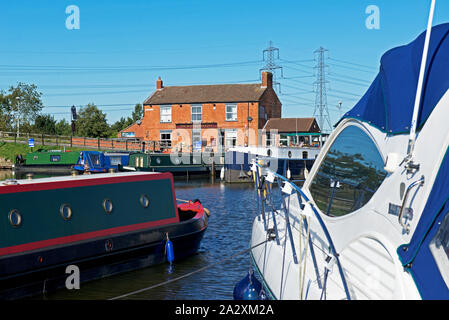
left=398, top=145, right=449, bottom=299
left=340, top=23, right=449, bottom=135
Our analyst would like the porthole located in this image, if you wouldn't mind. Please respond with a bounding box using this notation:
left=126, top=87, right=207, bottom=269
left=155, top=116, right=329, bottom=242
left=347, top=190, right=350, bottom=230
left=288, top=151, right=292, bottom=158
left=60, top=204, right=72, bottom=220
left=103, top=199, right=113, bottom=214
left=8, top=209, right=22, bottom=227
left=140, top=194, right=150, bottom=208
left=156, top=157, right=161, bottom=164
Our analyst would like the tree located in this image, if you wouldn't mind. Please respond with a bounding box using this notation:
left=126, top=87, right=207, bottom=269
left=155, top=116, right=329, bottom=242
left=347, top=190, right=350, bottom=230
left=131, top=103, right=143, bottom=122
left=75, top=103, right=110, bottom=138
left=8, top=83, right=43, bottom=135
left=55, top=119, right=73, bottom=136
left=110, top=116, right=134, bottom=136
left=34, top=114, right=56, bottom=135
left=0, top=91, right=12, bottom=131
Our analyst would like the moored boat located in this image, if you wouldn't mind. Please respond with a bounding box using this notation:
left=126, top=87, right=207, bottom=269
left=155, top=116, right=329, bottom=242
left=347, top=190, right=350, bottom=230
left=247, top=14, right=449, bottom=300
left=13, top=149, right=79, bottom=174
left=123, top=152, right=224, bottom=177
left=72, top=151, right=131, bottom=173
left=0, top=171, right=208, bottom=299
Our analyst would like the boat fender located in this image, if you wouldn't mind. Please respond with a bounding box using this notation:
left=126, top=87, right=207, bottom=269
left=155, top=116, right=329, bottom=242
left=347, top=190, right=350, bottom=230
left=165, top=233, right=175, bottom=264
left=304, top=167, right=309, bottom=179
left=204, top=208, right=210, bottom=216
left=220, top=167, right=225, bottom=180
left=287, top=168, right=291, bottom=180
left=233, top=270, right=265, bottom=300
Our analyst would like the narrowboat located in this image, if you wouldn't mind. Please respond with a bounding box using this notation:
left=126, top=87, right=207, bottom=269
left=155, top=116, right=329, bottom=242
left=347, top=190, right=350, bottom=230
left=13, top=149, right=79, bottom=174
left=72, top=151, right=130, bottom=174
left=0, top=171, right=208, bottom=299
left=124, top=152, right=224, bottom=177
left=247, top=16, right=449, bottom=299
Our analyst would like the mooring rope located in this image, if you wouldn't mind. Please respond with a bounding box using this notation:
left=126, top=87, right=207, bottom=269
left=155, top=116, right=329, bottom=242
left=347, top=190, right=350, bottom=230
left=108, top=238, right=273, bottom=300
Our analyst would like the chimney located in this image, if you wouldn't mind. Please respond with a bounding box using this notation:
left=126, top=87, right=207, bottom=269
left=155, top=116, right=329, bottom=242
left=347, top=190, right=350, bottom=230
left=156, top=77, right=163, bottom=90
left=261, top=71, right=272, bottom=88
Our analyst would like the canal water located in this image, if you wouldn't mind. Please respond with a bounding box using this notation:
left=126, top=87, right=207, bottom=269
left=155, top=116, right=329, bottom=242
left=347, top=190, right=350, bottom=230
left=2, top=170, right=258, bottom=300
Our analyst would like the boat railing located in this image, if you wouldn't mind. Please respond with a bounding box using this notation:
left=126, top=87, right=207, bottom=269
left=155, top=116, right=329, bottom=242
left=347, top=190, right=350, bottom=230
left=252, top=160, right=351, bottom=300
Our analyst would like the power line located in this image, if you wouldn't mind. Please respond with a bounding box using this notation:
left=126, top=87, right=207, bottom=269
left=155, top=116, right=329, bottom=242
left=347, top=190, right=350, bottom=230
left=328, top=62, right=375, bottom=74
left=44, top=103, right=139, bottom=108
left=45, top=89, right=149, bottom=97
left=328, top=88, right=362, bottom=98
left=328, top=57, right=378, bottom=71
left=279, top=58, right=315, bottom=70
left=328, top=72, right=372, bottom=84
left=0, top=60, right=263, bottom=74
left=328, top=76, right=370, bottom=88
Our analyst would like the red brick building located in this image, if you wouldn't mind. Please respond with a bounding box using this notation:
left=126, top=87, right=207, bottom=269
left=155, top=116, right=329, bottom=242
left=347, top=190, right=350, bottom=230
left=120, top=72, right=281, bottom=152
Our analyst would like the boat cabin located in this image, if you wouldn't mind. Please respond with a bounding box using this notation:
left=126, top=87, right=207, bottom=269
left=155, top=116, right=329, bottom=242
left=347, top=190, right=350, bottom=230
left=72, top=151, right=130, bottom=173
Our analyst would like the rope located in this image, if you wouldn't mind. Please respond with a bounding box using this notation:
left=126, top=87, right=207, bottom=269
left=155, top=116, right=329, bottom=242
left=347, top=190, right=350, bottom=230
left=108, top=239, right=272, bottom=300
left=300, top=216, right=310, bottom=299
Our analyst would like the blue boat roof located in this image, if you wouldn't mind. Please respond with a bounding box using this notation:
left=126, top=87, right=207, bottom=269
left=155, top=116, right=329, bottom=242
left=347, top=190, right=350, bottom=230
left=341, top=23, right=449, bottom=135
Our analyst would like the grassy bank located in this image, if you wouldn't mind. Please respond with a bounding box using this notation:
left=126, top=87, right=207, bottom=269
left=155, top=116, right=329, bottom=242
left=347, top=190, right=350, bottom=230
left=0, top=141, right=101, bottom=161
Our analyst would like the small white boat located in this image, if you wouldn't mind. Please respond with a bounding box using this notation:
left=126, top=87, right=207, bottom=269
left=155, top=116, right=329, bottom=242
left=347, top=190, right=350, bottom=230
left=250, top=2, right=449, bottom=300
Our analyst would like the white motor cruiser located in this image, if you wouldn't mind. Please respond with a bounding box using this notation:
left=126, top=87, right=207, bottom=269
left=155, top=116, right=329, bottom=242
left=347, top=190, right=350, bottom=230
left=250, top=2, right=449, bottom=300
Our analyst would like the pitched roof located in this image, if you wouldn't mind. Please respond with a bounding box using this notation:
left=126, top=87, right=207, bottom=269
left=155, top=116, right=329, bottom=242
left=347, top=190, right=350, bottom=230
left=263, top=118, right=320, bottom=133
left=143, top=83, right=267, bottom=105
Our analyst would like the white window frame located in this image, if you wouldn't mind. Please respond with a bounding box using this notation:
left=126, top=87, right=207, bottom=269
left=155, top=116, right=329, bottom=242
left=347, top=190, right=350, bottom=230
left=225, top=129, right=238, bottom=147
left=226, top=104, right=237, bottom=122
left=160, top=105, right=172, bottom=123
left=160, top=130, right=172, bottom=147
left=191, top=104, right=202, bottom=122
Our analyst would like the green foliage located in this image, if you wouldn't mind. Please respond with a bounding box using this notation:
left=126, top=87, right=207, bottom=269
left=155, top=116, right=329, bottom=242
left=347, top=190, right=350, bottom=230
left=109, top=117, right=134, bottom=137
left=34, top=114, right=57, bottom=135
left=131, top=103, right=143, bottom=122
left=8, top=82, right=43, bottom=130
left=55, top=119, right=73, bottom=136
left=74, top=103, right=111, bottom=138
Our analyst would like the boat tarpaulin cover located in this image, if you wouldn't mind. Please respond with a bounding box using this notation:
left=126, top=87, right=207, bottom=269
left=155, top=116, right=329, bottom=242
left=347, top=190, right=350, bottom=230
left=397, top=146, right=449, bottom=299
left=340, top=23, right=449, bottom=135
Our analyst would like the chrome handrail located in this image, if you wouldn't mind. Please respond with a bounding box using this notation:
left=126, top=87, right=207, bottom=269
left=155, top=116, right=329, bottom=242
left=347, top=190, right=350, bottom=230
left=253, top=163, right=351, bottom=300
left=398, top=175, right=424, bottom=234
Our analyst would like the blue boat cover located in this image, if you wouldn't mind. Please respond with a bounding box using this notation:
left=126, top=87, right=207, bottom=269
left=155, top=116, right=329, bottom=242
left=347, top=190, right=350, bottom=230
left=397, top=146, right=449, bottom=299
left=341, top=23, right=449, bottom=135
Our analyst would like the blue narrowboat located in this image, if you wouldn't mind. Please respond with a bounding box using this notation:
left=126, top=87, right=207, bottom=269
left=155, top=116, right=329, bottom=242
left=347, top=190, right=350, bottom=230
left=72, top=151, right=130, bottom=174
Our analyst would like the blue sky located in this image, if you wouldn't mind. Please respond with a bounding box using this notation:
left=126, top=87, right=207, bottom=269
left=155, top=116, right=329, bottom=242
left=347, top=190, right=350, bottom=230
left=0, top=0, right=447, bottom=129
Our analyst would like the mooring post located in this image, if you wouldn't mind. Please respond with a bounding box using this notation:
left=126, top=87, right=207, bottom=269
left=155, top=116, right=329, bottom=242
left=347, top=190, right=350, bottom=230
left=210, top=152, right=215, bottom=180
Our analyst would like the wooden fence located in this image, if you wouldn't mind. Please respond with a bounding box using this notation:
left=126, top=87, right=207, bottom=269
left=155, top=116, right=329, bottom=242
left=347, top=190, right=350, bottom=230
left=0, top=131, right=166, bottom=152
